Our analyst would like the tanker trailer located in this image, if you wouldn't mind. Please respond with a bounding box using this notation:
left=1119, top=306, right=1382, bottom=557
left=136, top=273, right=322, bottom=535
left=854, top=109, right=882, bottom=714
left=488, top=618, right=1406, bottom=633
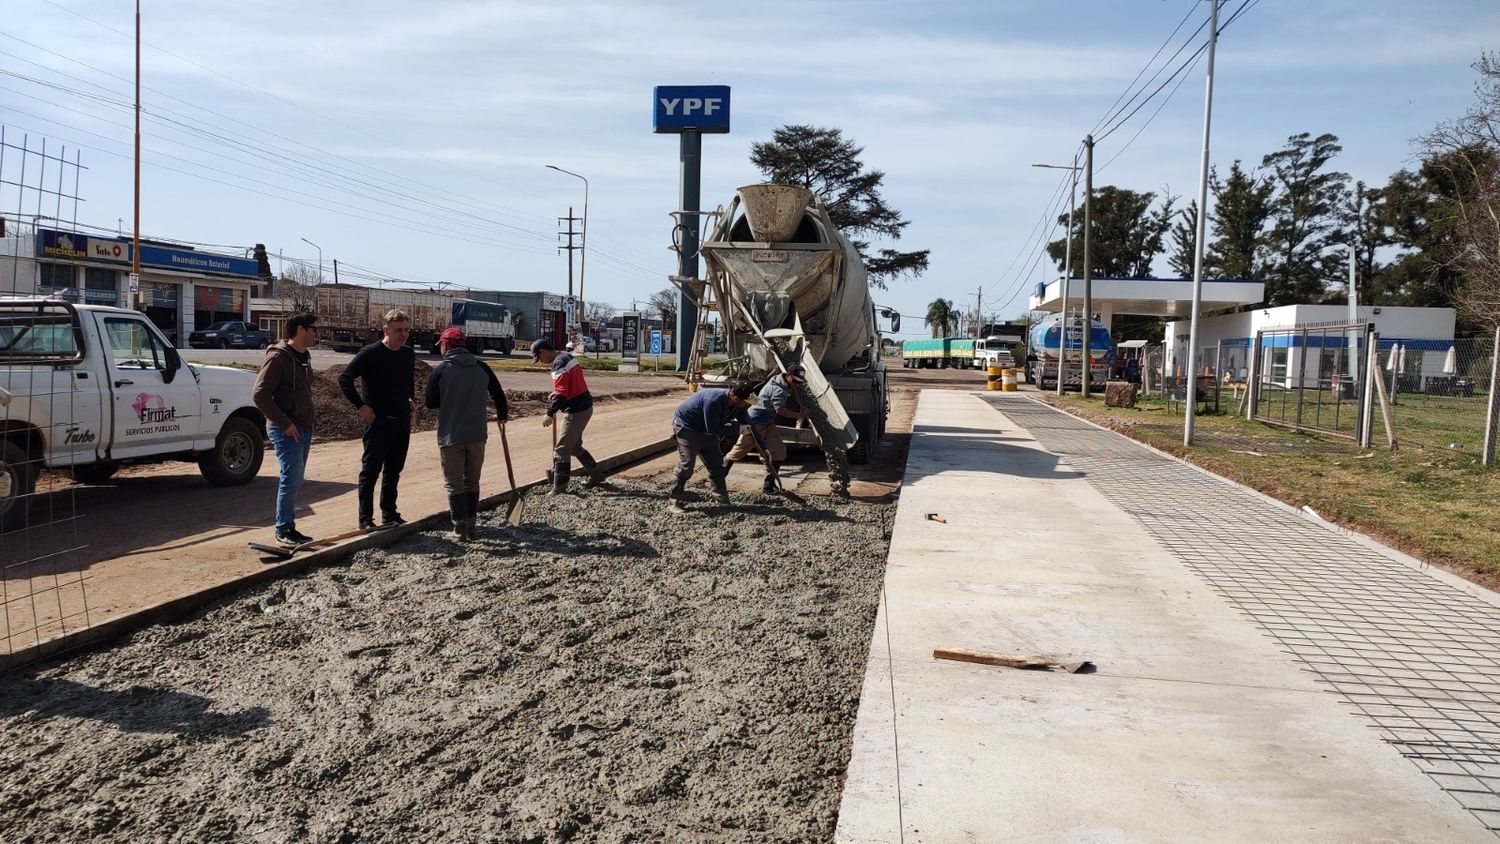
left=1028, top=311, right=1114, bottom=391
left=698, top=184, right=888, bottom=487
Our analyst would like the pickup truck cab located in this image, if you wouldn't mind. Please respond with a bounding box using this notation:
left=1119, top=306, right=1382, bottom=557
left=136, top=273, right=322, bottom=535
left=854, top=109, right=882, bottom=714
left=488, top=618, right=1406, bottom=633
left=187, top=320, right=273, bottom=349
left=0, top=300, right=266, bottom=531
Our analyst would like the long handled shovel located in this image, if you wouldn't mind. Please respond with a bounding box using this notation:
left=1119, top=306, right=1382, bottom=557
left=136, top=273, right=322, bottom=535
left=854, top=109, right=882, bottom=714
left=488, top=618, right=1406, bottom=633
left=748, top=424, right=808, bottom=507
left=499, top=421, right=524, bottom=526
left=248, top=525, right=378, bottom=561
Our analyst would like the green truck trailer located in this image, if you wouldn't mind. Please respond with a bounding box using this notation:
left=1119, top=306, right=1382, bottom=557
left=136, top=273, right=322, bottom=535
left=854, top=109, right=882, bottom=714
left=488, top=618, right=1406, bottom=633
left=901, top=338, right=979, bottom=369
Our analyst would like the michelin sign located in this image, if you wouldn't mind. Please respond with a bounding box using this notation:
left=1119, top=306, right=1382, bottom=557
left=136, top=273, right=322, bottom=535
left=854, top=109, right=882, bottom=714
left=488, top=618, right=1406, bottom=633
left=652, top=85, right=730, bottom=134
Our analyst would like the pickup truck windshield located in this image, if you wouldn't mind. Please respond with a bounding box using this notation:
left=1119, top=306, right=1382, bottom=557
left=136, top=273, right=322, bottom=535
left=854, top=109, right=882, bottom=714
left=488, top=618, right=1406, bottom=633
left=205, top=322, right=238, bottom=331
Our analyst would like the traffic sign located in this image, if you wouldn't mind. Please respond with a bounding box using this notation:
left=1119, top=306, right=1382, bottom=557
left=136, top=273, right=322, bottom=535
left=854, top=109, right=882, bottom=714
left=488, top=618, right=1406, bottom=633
left=649, top=330, right=662, bottom=355
left=597, top=320, right=608, bottom=333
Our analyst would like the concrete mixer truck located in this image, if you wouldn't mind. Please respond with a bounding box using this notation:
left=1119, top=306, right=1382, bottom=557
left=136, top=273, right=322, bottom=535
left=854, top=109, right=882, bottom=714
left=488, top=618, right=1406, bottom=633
left=697, top=184, right=888, bottom=484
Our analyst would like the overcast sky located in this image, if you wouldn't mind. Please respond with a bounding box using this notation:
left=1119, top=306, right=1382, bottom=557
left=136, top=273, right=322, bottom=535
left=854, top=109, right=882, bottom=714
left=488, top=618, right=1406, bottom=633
left=2, top=0, right=1497, bottom=335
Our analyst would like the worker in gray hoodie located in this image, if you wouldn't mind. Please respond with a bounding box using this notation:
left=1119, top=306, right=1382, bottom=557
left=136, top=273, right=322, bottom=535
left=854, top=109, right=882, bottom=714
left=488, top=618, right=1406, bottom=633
left=425, top=327, right=508, bottom=539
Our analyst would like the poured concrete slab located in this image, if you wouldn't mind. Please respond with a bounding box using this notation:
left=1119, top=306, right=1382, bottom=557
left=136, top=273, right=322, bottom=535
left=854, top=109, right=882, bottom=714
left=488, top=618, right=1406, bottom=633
left=836, top=389, right=1490, bottom=842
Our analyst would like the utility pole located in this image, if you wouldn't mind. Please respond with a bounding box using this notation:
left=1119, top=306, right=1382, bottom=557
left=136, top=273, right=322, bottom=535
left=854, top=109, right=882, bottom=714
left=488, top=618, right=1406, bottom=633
left=131, top=0, right=141, bottom=310
left=557, top=207, right=581, bottom=334
left=333, top=258, right=340, bottom=286
left=1183, top=0, right=1220, bottom=446
left=1033, top=157, right=1081, bottom=394
left=975, top=287, right=983, bottom=337
left=1081, top=134, right=1095, bottom=397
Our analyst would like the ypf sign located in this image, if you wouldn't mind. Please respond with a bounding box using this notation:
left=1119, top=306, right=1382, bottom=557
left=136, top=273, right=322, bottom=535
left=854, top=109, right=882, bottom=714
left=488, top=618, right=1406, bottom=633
left=652, top=85, right=730, bottom=134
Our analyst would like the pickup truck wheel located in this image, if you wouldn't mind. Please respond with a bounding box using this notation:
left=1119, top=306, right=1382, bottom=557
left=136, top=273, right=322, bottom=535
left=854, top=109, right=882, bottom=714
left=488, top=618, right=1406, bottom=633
left=258, top=339, right=270, bottom=350
left=198, top=417, right=264, bottom=486
left=71, top=462, right=119, bottom=484
left=217, top=339, right=231, bottom=349
left=0, top=440, right=35, bottom=532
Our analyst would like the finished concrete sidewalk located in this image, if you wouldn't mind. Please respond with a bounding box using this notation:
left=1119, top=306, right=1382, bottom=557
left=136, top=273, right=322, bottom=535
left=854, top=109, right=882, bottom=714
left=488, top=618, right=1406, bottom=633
left=836, top=390, right=1495, bottom=842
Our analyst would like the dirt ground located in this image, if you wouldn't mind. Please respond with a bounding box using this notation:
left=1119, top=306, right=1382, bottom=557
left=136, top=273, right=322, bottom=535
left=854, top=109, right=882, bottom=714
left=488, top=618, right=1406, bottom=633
left=0, top=482, right=892, bottom=843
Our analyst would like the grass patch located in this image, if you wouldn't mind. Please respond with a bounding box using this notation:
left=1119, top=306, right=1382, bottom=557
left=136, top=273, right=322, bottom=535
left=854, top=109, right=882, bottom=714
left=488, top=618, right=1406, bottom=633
left=1041, top=394, right=1500, bottom=589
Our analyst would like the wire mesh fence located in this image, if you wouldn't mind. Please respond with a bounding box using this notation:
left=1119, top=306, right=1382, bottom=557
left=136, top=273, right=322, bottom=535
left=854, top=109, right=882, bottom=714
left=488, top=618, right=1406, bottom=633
left=1249, top=323, right=1370, bottom=442
left=1372, top=334, right=1497, bottom=456
left=2, top=128, right=94, bottom=659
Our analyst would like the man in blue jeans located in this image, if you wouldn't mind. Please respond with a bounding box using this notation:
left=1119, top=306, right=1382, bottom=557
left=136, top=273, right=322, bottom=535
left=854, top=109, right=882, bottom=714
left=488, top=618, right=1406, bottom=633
left=253, top=312, right=320, bottom=545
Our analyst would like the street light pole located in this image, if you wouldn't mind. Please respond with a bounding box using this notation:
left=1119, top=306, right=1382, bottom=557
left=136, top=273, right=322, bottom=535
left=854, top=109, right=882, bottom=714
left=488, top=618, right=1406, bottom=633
left=1033, top=159, right=1082, bottom=395
left=547, top=165, right=588, bottom=343
left=299, top=237, right=322, bottom=284
left=1183, top=0, right=1221, bottom=446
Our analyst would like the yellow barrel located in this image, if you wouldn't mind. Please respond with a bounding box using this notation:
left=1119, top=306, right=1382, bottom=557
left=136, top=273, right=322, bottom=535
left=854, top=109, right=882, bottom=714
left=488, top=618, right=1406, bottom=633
left=986, top=365, right=1003, bottom=391
left=1001, top=369, right=1019, bottom=391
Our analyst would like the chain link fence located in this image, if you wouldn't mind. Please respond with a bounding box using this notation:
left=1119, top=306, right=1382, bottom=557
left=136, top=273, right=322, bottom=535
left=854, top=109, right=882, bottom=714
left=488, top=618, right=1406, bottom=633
left=1372, top=334, right=1497, bottom=456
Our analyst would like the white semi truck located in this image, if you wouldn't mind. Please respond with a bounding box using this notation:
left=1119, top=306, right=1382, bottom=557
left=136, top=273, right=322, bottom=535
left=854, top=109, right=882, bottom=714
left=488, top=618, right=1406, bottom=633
left=0, top=299, right=266, bottom=531
left=699, top=184, right=889, bottom=481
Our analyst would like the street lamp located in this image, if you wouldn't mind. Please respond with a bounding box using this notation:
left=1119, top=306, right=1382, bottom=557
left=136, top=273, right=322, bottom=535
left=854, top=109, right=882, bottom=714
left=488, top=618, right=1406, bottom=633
left=546, top=165, right=588, bottom=343
left=1033, top=161, right=1082, bottom=396
left=299, top=237, right=322, bottom=284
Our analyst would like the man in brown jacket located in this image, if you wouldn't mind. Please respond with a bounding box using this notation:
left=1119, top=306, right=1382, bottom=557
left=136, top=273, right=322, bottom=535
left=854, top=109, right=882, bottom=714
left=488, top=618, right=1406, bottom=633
left=253, top=312, right=320, bottom=545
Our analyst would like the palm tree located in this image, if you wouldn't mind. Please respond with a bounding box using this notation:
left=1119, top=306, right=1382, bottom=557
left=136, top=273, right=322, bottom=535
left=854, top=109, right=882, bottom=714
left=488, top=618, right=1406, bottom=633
left=924, top=298, right=955, bottom=338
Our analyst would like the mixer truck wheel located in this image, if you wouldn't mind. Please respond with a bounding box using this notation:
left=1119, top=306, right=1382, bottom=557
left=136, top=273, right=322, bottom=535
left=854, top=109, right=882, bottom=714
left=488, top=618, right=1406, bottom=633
left=848, top=414, right=874, bottom=465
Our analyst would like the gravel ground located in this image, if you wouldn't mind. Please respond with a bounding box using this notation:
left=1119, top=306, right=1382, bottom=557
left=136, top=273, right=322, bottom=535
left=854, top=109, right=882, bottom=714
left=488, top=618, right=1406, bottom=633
left=0, top=480, right=892, bottom=843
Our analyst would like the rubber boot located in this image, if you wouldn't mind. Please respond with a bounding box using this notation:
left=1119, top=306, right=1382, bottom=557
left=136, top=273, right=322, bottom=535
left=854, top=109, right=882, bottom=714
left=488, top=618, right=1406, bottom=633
left=762, top=461, right=781, bottom=494
left=711, top=475, right=731, bottom=506
left=667, top=476, right=688, bottom=512
left=548, top=460, right=570, bottom=495
left=466, top=491, right=482, bottom=538
left=448, top=493, right=467, bottom=539
left=578, top=450, right=605, bottom=487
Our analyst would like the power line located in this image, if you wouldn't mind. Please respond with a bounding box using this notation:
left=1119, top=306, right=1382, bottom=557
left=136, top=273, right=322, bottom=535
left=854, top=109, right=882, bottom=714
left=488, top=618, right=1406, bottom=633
left=34, top=0, right=577, bottom=214
left=1089, top=0, right=1202, bottom=137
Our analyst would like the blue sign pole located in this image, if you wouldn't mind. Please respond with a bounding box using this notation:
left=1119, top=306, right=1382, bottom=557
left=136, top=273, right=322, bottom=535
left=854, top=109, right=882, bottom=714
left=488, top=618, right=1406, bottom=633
left=676, top=131, right=700, bottom=372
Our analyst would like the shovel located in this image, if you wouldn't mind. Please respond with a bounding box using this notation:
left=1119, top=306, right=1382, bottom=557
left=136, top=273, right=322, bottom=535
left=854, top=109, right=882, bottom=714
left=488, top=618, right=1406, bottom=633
left=748, top=424, right=808, bottom=507
left=499, top=420, right=524, bottom=526
left=248, top=525, right=380, bottom=561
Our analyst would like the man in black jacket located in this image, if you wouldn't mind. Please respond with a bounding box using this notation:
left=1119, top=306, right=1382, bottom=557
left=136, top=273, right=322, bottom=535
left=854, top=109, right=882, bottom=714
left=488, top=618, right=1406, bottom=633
left=338, top=309, right=415, bottom=530
left=426, top=327, right=508, bottom=540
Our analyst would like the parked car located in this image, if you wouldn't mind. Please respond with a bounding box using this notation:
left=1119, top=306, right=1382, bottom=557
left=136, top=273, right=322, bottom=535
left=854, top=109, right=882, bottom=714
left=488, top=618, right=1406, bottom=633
left=187, top=320, right=274, bottom=349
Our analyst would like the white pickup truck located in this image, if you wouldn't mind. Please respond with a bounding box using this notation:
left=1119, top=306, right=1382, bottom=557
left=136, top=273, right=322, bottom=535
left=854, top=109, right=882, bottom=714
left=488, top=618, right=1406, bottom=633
left=0, top=299, right=266, bottom=531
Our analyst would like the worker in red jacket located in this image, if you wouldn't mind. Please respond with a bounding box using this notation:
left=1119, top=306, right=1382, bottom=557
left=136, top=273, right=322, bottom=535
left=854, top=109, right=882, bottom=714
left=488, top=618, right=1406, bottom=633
left=531, top=338, right=604, bottom=494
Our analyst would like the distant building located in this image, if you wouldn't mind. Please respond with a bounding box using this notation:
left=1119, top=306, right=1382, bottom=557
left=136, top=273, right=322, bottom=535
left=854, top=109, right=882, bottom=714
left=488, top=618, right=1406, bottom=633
left=1, top=225, right=259, bottom=345
left=1163, top=304, right=1457, bottom=390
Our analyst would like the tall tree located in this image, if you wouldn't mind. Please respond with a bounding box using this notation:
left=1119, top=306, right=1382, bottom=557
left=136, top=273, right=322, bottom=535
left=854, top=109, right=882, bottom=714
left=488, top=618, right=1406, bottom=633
left=648, top=287, right=677, bottom=330
left=1046, top=186, right=1174, bottom=277
left=1167, top=200, right=1199, bottom=278
left=1418, top=53, right=1500, bottom=330
left=750, top=125, right=929, bottom=289
left=1379, top=162, right=1468, bottom=309
left=1260, top=132, right=1350, bottom=305
left=1207, top=160, right=1275, bottom=280
left=924, top=298, right=956, bottom=338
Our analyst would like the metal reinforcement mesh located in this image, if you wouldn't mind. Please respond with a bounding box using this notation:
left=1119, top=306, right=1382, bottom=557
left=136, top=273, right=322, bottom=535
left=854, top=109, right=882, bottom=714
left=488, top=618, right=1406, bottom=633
left=987, top=395, right=1500, bottom=833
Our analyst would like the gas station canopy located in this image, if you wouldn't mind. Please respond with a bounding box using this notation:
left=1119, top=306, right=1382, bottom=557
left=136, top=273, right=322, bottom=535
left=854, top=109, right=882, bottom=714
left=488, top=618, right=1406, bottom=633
left=1029, top=276, right=1265, bottom=321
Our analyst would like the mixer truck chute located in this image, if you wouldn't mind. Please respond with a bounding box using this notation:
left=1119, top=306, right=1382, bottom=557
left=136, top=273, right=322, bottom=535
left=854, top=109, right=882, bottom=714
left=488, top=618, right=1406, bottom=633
left=698, top=184, right=889, bottom=491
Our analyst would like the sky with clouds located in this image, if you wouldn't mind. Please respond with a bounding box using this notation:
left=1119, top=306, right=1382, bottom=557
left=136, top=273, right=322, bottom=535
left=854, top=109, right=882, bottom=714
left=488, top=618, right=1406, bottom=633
left=2, top=0, right=1497, bottom=335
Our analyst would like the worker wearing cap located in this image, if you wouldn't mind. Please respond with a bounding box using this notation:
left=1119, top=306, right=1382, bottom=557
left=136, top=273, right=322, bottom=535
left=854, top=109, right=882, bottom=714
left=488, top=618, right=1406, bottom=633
left=426, top=327, right=508, bottom=540
left=668, top=383, right=753, bottom=510
left=531, top=337, right=603, bottom=493
left=725, top=364, right=809, bottom=493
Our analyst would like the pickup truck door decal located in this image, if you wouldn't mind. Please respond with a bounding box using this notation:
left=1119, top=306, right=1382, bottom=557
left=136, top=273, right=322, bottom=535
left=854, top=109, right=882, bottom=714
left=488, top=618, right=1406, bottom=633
left=98, top=315, right=198, bottom=457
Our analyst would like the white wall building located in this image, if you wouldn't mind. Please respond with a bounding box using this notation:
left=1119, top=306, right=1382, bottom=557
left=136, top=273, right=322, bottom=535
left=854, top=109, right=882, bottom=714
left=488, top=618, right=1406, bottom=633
left=1163, top=305, right=1457, bottom=389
